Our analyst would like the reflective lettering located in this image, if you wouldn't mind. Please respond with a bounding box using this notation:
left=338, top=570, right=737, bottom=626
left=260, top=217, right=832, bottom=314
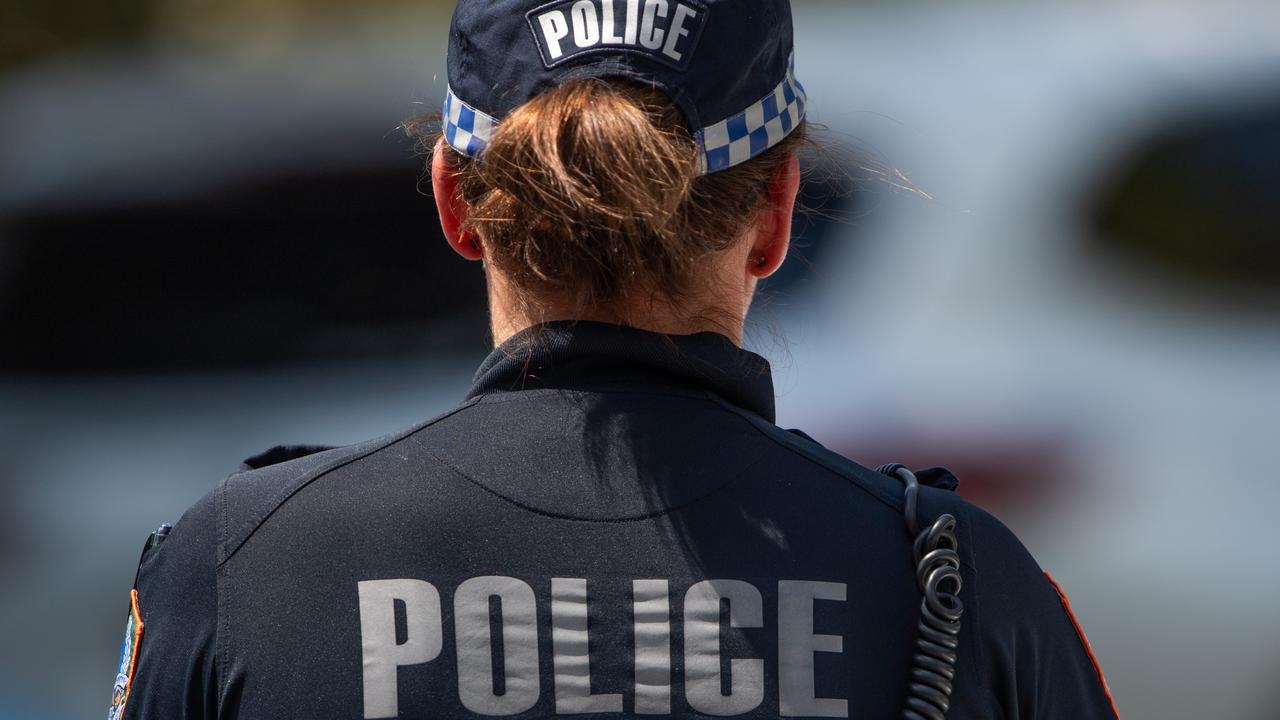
left=532, top=0, right=703, bottom=67
left=571, top=0, right=601, bottom=48
left=661, top=4, right=697, bottom=61
left=684, top=580, right=765, bottom=716
left=601, top=0, right=624, bottom=44
left=633, top=580, right=671, bottom=714
left=358, top=579, right=443, bottom=719
left=639, top=0, right=669, bottom=50
left=552, top=578, right=623, bottom=714
left=455, top=577, right=541, bottom=715
left=356, top=575, right=852, bottom=716
left=778, top=581, right=848, bottom=717
left=536, top=10, right=572, bottom=60
left=623, top=0, right=641, bottom=44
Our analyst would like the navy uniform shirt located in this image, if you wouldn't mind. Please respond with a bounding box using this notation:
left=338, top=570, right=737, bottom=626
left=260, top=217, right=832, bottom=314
left=115, top=322, right=1119, bottom=719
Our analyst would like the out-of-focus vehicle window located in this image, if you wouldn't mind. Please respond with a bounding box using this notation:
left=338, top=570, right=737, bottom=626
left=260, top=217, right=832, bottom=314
left=1089, top=96, right=1280, bottom=297
left=0, top=168, right=489, bottom=372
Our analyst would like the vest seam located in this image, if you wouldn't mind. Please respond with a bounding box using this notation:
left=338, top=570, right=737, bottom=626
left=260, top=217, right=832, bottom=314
left=215, top=397, right=481, bottom=568
left=414, top=441, right=773, bottom=524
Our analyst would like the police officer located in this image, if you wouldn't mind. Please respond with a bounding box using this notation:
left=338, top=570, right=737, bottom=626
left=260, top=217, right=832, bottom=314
left=110, top=1, right=1121, bottom=718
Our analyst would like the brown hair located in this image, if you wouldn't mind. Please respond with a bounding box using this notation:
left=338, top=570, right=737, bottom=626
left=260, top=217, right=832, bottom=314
left=407, top=78, right=806, bottom=322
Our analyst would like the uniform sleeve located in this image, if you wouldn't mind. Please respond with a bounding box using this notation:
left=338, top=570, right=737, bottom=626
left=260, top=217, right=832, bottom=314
left=964, top=505, right=1121, bottom=720
left=118, top=489, right=220, bottom=720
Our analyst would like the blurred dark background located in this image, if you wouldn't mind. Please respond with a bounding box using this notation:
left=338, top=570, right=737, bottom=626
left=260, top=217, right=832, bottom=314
left=2, top=1, right=1279, bottom=718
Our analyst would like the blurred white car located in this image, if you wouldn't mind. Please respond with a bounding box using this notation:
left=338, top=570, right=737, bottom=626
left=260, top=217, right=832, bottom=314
left=767, top=3, right=1280, bottom=718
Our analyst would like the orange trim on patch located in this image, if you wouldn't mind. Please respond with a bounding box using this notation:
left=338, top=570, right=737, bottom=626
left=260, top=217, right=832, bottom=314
left=109, top=589, right=145, bottom=720
left=1044, top=573, right=1120, bottom=719
left=126, top=589, right=144, bottom=709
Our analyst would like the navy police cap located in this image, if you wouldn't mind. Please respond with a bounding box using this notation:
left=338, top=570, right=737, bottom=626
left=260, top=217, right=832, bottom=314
left=443, top=0, right=805, bottom=174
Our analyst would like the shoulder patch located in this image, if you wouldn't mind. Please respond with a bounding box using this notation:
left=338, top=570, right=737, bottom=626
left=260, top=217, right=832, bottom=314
left=108, top=589, right=144, bottom=720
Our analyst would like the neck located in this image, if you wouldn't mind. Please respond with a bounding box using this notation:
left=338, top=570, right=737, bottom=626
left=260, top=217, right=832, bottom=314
left=485, top=269, right=752, bottom=347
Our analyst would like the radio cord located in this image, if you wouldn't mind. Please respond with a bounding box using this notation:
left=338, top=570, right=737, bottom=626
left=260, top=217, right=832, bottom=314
left=877, top=464, right=965, bottom=720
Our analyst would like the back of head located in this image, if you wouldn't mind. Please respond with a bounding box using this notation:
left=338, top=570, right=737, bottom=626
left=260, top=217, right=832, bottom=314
left=417, top=0, right=810, bottom=333
left=417, top=80, right=806, bottom=322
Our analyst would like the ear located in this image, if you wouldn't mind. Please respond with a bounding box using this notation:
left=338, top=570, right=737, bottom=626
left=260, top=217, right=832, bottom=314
left=747, top=153, right=801, bottom=279
left=431, top=138, right=484, bottom=261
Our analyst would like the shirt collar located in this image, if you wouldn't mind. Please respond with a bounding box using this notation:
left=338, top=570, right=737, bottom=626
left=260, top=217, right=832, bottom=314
left=467, top=321, right=777, bottom=423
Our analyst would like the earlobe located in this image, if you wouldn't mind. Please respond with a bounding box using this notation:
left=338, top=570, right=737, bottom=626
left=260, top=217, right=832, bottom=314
left=748, top=154, right=801, bottom=279
left=431, top=139, right=484, bottom=262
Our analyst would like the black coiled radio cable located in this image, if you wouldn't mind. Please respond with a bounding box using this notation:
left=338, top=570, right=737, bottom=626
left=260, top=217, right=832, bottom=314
left=877, top=464, right=965, bottom=720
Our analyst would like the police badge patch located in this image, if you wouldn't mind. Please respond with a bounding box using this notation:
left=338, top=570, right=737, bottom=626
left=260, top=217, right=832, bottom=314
left=526, top=0, right=710, bottom=71
left=108, top=589, right=144, bottom=720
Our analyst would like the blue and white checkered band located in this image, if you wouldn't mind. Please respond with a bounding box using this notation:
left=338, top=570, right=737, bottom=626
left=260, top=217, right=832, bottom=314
left=443, top=86, right=498, bottom=159
left=441, top=54, right=805, bottom=175
left=695, top=53, right=806, bottom=174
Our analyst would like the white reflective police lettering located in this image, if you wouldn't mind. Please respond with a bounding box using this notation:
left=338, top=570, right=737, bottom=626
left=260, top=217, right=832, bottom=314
left=570, top=1, right=601, bottom=48
left=778, top=581, right=848, bottom=718
left=684, top=580, right=765, bottom=716
left=632, top=579, right=672, bottom=714
left=530, top=0, right=704, bottom=69
left=623, top=0, right=641, bottom=44
left=661, top=3, right=696, bottom=61
left=601, top=0, right=624, bottom=44
left=552, top=578, right=623, bottom=713
left=357, top=579, right=443, bottom=720
left=455, top=577, right=541, bottom=715
left=357, top=576, right=847, bottom=715
left=638, top=0, right=668, bottom=50
left=537, top=10, right=572, bottom=60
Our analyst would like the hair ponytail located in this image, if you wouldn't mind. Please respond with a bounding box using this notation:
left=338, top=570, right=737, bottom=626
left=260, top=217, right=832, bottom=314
left=411, top=78, right=806, bottom=318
